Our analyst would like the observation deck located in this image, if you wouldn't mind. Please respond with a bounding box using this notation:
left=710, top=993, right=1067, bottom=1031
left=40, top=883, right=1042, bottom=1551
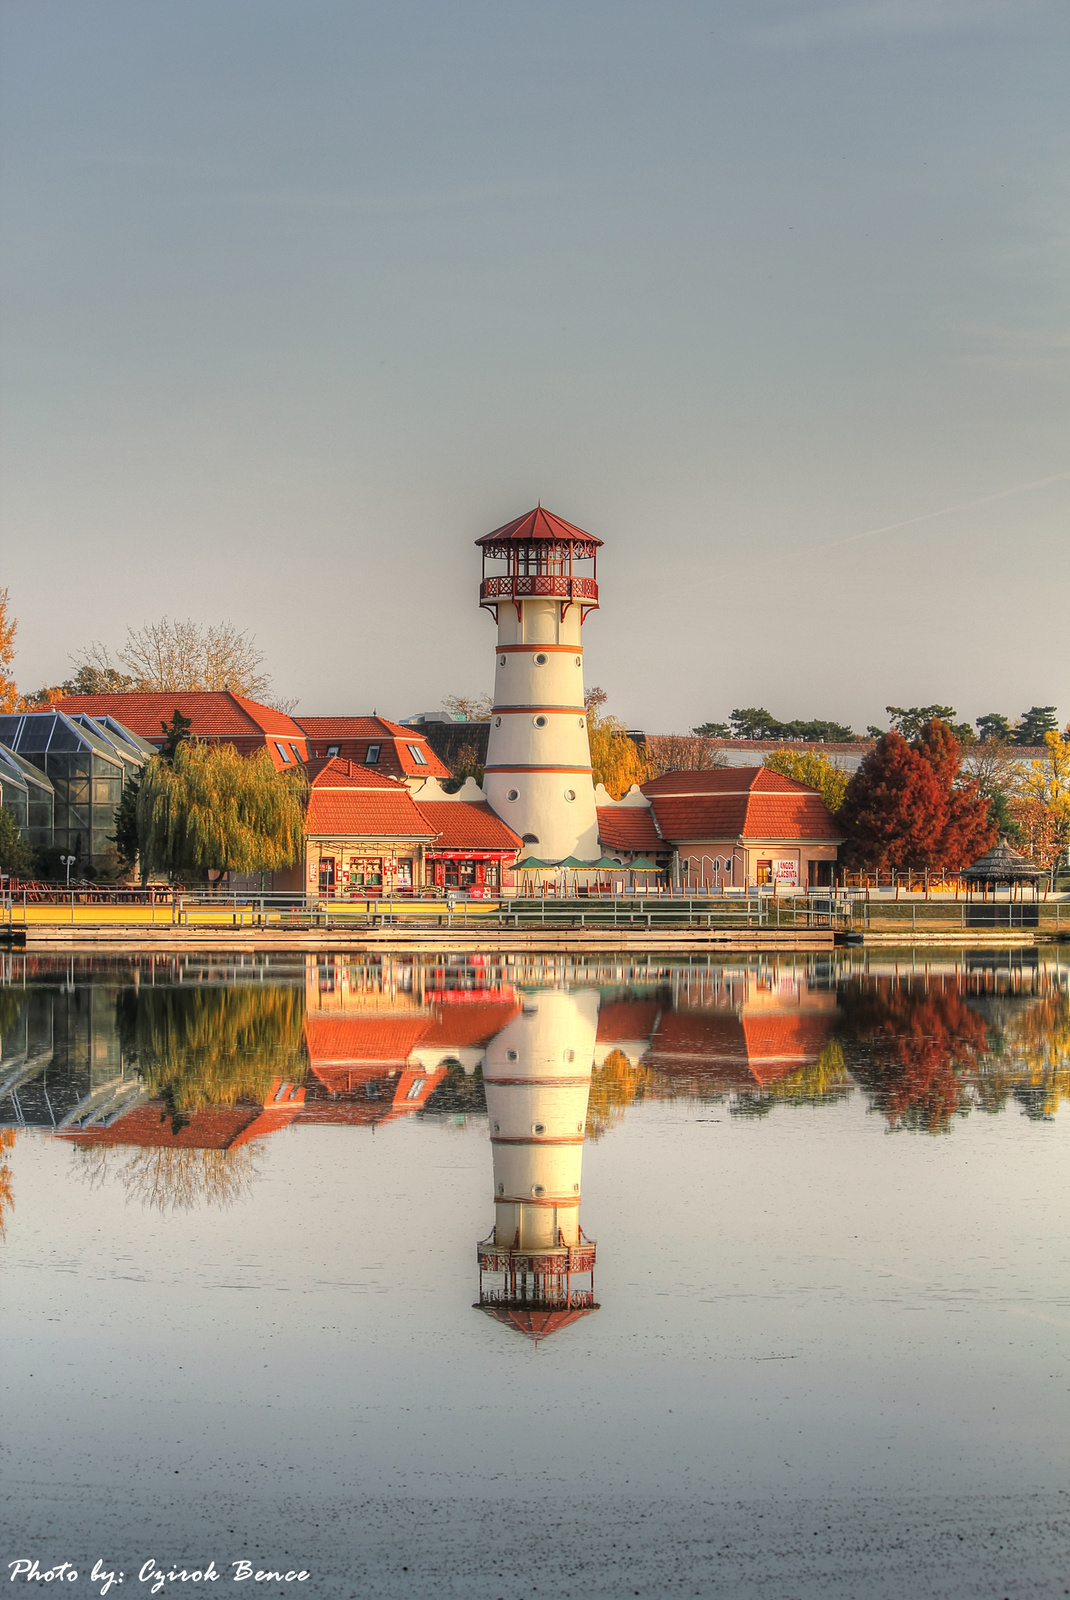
left=479, top=573, right=598, bottom=607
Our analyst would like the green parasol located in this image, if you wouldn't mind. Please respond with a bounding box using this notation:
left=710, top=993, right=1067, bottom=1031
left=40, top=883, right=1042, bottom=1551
left=514, top=856, right=552, bottom=870
left=626, top=857, right=660, bottom=872
left=558, top=855, right=595, bottom=870
left=593, top=856, right=625, bottom=870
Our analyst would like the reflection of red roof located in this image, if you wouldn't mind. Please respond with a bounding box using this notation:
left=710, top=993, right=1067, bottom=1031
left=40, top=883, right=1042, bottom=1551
left=59, top=1102, right=265, bottom=1149
left=421, top=1000, right=521, bottom=1049
left=649, top=1007, right=832, bottom=1089
left=475, top=506, right=602, bottom=548
left=596, top=807, right=662, bottom=853
left=418, top=802, right=522, bottom=852
left=642, top=768, right=841, bottom=843
left=297, top=1064, right=447, bottom=1122
left=596, top=1000, right=660, bottom=1045
left=476, top=1304, right=600, bottom=1340
left=305, top=1015, right=432, bottom=1068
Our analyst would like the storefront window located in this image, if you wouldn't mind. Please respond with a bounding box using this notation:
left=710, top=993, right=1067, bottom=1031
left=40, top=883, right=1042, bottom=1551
left=349, top=857, right=383, bottom=889
left=756, top=860, right=773, bottom=885
left=318, top=858, right=336, bottom=894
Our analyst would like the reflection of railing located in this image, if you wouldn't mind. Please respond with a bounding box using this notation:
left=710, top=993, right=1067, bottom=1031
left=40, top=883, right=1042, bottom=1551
left=478, top=1288, right=597, bottom=1309
left=480, top=575, right=598, bottom=604
left=478, top=1245, right=598, bottom=1275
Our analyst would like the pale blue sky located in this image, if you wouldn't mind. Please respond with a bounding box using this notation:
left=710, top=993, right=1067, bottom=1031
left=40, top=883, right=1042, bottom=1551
left=2, top=0, right=1067, bottom=731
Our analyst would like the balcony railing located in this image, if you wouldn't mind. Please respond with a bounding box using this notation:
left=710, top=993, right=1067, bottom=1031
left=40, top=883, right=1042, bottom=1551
left=479, top=574, right=599, bottom=604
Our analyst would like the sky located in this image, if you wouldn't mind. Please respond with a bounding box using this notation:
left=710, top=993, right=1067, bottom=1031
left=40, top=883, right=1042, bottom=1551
left=1, top=0, right=1067, bottom=734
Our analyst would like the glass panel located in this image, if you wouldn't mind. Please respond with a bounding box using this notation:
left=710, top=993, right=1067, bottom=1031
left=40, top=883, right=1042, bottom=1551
left=18, top=718, right=54, bottom=752
left=46, top=721, right=82, bottom=753
left=92, top=779, right=122, bottom=807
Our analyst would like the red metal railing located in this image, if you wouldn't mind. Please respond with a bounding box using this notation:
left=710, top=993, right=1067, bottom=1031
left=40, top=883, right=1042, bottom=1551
left=479, top=574, right=598, bottom=604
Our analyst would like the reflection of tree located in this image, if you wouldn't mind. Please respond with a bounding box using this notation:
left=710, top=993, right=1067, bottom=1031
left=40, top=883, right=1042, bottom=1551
left=74, top=1140, right=262, bottom=1213
left=1003, top=995, right=1070, bottom=1121
left=586, top=1049, right=651, bottom=1140
left=421, top=1062, right=487, bottom=1117
left=0, top=1128, right=16, bottom=1237
left=839, top=982, right=989, bottom=1133
left=733, top=1039, right=853, bottom=1118
left=117, top=984, right=306, bottom=1113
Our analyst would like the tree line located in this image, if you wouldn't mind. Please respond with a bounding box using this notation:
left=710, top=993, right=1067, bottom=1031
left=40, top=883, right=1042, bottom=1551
left=693, top=704, right=1061, bottom=747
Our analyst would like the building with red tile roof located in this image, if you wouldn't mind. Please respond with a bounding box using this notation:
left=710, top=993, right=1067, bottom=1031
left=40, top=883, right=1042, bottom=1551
left=54, top=691, right=311, bottom=770
left=295, top=715, right=447, bottom=778
left=595, top=804, right=663, bottom=859
left=640, top=767, right=843, bottom=890
left=417, top=801, right=522, bottom=894
left=301, top=758, right=438, bottom=895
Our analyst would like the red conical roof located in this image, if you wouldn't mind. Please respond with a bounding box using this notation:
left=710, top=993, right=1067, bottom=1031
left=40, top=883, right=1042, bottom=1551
left=475, top=1303, right=600, bottom=1341
left=476, top=505, right=602, bottom=547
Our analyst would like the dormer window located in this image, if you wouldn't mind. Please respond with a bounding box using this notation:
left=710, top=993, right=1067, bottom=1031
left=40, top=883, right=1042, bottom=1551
left=275, top=741, right=291, bottom=762
left=289, top=745, right=302, bottom=762
left=365, top=744, right=381, bottom=764
left=326, top=745, right=341, bottom=758
left=406, top=744, right=428, bottom=765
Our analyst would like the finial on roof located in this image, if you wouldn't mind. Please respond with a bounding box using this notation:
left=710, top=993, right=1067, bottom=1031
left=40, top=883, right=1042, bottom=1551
left=537, top=498, right=541, bottom=508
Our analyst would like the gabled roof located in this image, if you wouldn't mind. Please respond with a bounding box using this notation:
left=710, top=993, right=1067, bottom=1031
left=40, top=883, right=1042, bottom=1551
left=57, top=691, right=308, bottom=741
left=418, top=801, right=522, bottom=852
left=296, top=717, right=449, bottom=778
left=596, top=806, right=663, bottom=853
left=642, top=767, right=841, bottom=843
left=305, top=759, right=440, bottom=838
left=308, top=756, right=407, bottom=790
left=476, top=505, right=602, bottom=547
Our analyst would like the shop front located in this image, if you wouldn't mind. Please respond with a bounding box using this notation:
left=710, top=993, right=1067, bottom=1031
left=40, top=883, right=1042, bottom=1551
left=424, top=851, right=508, bottom=898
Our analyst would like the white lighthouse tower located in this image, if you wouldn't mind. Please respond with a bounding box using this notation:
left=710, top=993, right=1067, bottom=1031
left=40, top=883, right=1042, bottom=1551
left=477, top=506, right=602, bottom=862
left=475, top=988, right=599, bottom=1341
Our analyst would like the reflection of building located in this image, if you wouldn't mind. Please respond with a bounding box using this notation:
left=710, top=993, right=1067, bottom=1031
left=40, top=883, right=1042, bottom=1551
left=477, top=989, right=599, bottom=1341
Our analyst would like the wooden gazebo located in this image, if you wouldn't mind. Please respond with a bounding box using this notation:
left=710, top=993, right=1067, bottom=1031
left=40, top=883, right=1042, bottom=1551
left=962, top=839, right=1045, bottom=901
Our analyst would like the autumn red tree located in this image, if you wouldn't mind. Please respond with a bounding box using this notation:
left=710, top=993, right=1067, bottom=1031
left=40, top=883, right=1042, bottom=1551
left=839, top=721, right=994, bottom=871
left=839, top=979, right=990, bottom=1133
left=838, top=731, right=945, bottom=869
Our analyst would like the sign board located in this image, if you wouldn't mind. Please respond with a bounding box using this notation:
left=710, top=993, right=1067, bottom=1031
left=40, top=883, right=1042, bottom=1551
left=773, top=859, right=800, bottom=888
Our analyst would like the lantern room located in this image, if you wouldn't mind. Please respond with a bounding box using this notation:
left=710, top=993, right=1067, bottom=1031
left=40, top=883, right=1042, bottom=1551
left=476, top=504, right=601, bottom=624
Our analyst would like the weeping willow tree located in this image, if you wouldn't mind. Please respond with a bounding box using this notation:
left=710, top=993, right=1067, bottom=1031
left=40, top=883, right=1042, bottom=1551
left=116, top=983, right=307, bottom=1112
left=75, top=1142, right=260, bottom=1214
left=137, top=742, right=306, bottom=879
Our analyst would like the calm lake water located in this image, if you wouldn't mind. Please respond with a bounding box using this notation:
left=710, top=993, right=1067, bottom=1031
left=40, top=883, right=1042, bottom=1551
left=1, top=948, right=1068, bottom=1599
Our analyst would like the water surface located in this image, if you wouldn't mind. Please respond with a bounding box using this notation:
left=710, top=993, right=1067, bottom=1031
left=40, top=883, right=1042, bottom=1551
left=1, top=949, right=1067, bottom=1598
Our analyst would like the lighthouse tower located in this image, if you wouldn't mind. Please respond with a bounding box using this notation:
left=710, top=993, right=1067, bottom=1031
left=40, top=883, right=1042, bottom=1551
left=477, top=507, right=602, bottom=862
left=475, top=988, right=599, bottom=1340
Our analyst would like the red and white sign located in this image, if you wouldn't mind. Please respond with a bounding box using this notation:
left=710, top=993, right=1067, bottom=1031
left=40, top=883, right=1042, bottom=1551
left=773, top=859, right=800, bottom=887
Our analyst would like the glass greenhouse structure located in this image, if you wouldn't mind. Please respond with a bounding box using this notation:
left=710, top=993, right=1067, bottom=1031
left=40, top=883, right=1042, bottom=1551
left=0, top=711, right=151, bottom=867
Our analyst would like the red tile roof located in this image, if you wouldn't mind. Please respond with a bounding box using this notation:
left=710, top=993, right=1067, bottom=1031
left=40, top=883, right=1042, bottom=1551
left=642, top=767, right=841, bottom=843
left=57, top=691, right=307, bottom=741
left=305, top=788, right=438, bottom=840
left=647, top=1006, right=833, bottom=1089
left=417, top=801, right=522, bottom=853
left=596, top=806, right=662, bottom=853
left=58, top=1101, right=265, bottom=1149
left=475, top=505, right=602, bottom=547
left=296, top=717, right=449, bottom=778
left=308, top=757, right=406, bottom=790
left=305, top=1015, right=432, bottom=1068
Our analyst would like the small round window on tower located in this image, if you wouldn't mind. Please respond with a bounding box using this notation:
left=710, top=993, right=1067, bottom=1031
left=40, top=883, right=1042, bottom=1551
left=498, top=1182, right=504, bottom=1195
left=534, top=715, right=547, bottom=727
left=499, top=655, right=507, bottom=666
left=564, top=788, right=576, bottom=801
left=532, top=1184, right=545, bottom=1198
left=578, top=718, right=585, bottom=729
left=507, top=1049, right=518, bottom=1061
left=494, top=717, right=502, bottom=727
left=506, top=788, right=519, bottom=801
left=535, top=653, right=548, bottom=665
left=575, top=655, right=581, bottom=667
left=533, top=1123, right=545, bottom=1135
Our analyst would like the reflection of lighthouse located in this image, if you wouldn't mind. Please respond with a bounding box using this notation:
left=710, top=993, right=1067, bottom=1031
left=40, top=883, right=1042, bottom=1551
left=476, top=989, right=600, bottom=1340
left=477, top=506, right=602, bottom=863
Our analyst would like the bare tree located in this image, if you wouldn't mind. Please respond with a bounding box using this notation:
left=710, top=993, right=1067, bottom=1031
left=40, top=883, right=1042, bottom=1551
left=70, top=618, right=271, bottom=698
left=646, top=733, right=727, bottom=774
left=442, top=691, right=493, bottom=720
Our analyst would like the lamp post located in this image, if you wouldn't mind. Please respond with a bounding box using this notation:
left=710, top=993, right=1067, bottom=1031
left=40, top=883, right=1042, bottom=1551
left=61, top=854, right=76, bottom=887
